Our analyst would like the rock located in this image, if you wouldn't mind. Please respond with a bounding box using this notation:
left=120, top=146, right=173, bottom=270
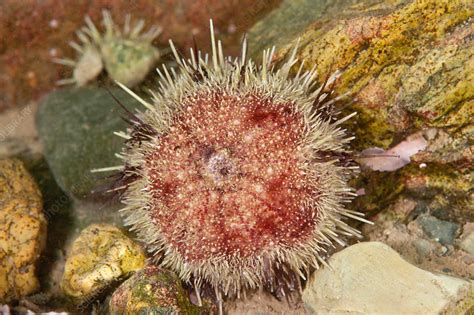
left=61, top=224, right=145, bottom=302
left=0, top=159, right=47, bottom=303
left=415, top=214, right=460, bottom=245
left=261, top=0, right=472, bottom=148
left=458, top=223, right=474, bottom=255
left=226, top=290, right=307, bottom=315
left=412, top=238, right=435, bottom=257
left=109, top=265, right=215, bottom=314
left=37, top=87, right=142, bottom=199
left=302, top=242, right=473, bottom=314
left=249, top=0, right=334, bottom=57
left=363, top=199, right=473, bottom=278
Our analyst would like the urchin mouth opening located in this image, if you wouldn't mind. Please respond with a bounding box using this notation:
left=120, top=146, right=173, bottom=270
left=202, top=146, right=237, bottom=186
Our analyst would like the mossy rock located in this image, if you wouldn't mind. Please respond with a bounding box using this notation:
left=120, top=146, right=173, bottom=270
left=109, top=265, right=216, bottom=314
left=37, top=87, right=141, bottom=199
left=250, top=0, right=472, bottom=149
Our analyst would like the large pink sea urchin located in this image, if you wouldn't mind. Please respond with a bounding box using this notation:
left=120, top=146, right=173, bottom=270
left=102, top=21, right=370, bottom=313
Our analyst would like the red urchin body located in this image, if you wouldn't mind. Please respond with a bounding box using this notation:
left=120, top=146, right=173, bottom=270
left=145, top=91, right=315, bottom=261
left=106, top=21, right=370, bottom=312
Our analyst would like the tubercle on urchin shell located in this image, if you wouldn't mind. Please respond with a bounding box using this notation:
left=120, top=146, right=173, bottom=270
left=97, top=19, right=372, bottom=311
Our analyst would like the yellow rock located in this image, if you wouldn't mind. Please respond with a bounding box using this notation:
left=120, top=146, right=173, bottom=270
left=61, top=223, right=146, bottom=302
left=0, top=158, right=46, bottom=303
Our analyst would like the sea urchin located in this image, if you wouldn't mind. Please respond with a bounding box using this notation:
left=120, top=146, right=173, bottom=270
left=105, top=21, right=370, bottom=312
left=53, top=10, right=161, bottom=87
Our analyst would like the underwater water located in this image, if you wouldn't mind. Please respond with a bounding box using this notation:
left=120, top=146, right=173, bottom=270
left=0, top=0, right=472, bottom=314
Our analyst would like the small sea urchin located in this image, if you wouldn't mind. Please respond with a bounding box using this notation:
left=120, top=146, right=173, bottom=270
left=54, top=10, right=161, bottom=87
left=104, top=21, right=370, bottom=312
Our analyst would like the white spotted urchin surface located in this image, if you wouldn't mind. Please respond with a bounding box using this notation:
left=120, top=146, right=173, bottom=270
left=104, top=20, right=371, bottom=312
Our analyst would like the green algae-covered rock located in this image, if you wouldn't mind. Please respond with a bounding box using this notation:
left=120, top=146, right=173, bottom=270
left=252, top=0, right=472, bottom=149
left=37, top=87, right=141, bottom=199
left=248, top=0, right=335, bottom=57
left=109, top=265, right=215, bottom=314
